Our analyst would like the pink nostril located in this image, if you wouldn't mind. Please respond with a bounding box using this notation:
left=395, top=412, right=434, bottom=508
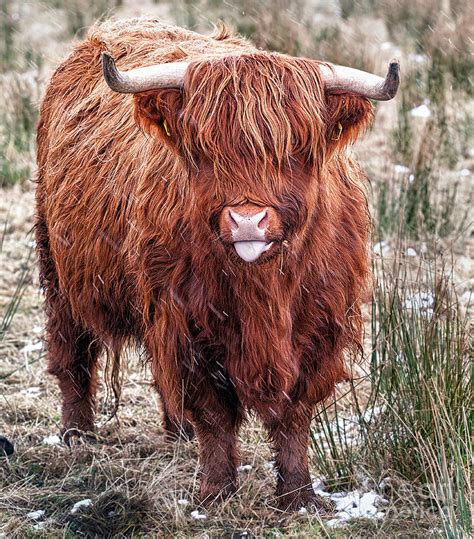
left=223, top=206, right=271, bottom=241
left=257, top=210, right=268, bottom=230
left=229, top=209, right=268, bottom=227
left=228, top=210, right=240, bottom=230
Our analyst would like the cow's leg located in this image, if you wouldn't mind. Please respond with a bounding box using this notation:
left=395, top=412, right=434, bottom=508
left=46, top=302, right=102, bottom=440
left=36, top=214, right=102, bottom=440
left=191, top=400, right=242, bottom=504
left=153, top=374, right=240, bottom=499
left=262, top=402, right=320, bottom=511
left=146, top=320, right=240, bottom=501
left=160, top=396, right=194, bottom=441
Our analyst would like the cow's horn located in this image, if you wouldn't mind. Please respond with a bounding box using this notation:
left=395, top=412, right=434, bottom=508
left=102, top=52, right=399, bottom=100
left=320, top=59, right=400, bottom=101
left=102, top=52, right=188, bottom=93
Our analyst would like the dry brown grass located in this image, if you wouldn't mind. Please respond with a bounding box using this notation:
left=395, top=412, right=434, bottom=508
left=1, top=0, right=472, bottom=537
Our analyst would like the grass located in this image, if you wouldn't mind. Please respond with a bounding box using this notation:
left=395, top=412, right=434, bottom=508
left=310, top=245, right=472, bottom=537
left=0, top=0, right=472, bottom=536
left=0, top=0, right=16, bottom=72
left=377, top=42, right=472, bottom=240
left=0, top=75, right=39, bottom=188
left=368, top=250, right=471, bottom=536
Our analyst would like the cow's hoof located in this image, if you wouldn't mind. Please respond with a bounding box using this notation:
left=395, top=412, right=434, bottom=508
left=0, top=436, right=14, bottom=457
left=61, top=428, right=101, bottom=447
left=198, top=481, right=237, bottom=506
left=276, top=490, right=334, bottom=513
left=164, top=421, right=195, bottom=443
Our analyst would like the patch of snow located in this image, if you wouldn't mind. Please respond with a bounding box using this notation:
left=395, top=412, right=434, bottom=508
left=70, top=499, right=93, bottom=513
left=458, top=168, right=470, bottom=177
left=42, top=435, right=61, bottom=446
left=20, top=341, right=43, bottom=354
left=405, top=292, right=434, bottom=313
left=410, top=104, right=431, bottom=118
left=190, top=509, right=207, bottom=520
left=408, top=174, right=415, bottom=183
left=312, top=478, right=326, bottom=493
left=312, top=481, right=387, bottom=528
left=380, top=42, right=393, bottom=50
left=360, top=405, right=386, bottom=422
left=373, top=241, right=390, bottom=256
left=264, top=460, right=278, bottom=477
left=378, top=477, right=392, bottom=490
left=26, top=510, right=45, bottom=520
left=21, top=387, right=42, bottom=397
left=177, top=499, right=189, bottom=506
left=298, top=507, right=308, bottom=514
left=237, top=464, right=253, bottom=472
left=409, top=53, right=427, bottom=63
left=32, top=326, right=43, bottom=334
left=406, top=248, right=417, bottom=257
left=32, top=522, right=46, bottom=530
left=394, top=164, right=410, bottom=174
left=460, top=290, right=472, bottom=306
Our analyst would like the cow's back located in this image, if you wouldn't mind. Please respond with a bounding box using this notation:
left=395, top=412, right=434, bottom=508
left=36, top=19, right=253, bottom=337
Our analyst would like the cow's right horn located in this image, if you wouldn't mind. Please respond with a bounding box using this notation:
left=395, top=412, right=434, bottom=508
left=319, top=59, right=400, bottom=101
left=102, top=53, right=189, bottom=93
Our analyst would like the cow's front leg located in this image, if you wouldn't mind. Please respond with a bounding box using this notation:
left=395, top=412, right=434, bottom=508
left=263, top=402, right=321, bottom=511
left=191, top=403, right=242, bottom=505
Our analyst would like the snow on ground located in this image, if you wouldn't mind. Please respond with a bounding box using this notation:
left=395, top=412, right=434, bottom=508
left=394, top=164, right=410, bottom=174
left=373, top=241, right=390, bottom=256
left=404, top=292, right=434, bottom=315
left=313, top=479, right=387, bottom=528
left=19, top=341, right=43, bottom=356
left=21, top=386, right=42, bottom=397
left=190, top=509, right=207, bottom=520
left=26, top=510, right=45, bottom=520
left=237, top=464, right=253, bottom=472
left=70, top=499, right=93, bottom=513
left=308, top=407, right=388, bottom=526
left=410, top=103, right=432, bottom=118
left=42, top=435, right=61, bottom=446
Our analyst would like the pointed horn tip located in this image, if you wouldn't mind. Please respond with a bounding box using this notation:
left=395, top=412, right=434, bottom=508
left=101, top=52, right=126, bottom=92
left=101, top=52, right=115, bottom=72
left=388, top=58, right=400, bottom=77
left=381, top=58, right=400, bottom=100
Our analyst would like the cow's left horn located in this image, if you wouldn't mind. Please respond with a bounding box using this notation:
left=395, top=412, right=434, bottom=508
left=102, top=53, right=189, bottom=93
left=320, top=59, right=400, bottom=101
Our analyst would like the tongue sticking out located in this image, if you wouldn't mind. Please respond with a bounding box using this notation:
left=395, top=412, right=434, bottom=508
left=234, top=241, right=273, bottom=263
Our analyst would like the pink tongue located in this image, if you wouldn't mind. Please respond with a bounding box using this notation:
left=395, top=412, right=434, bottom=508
left=234, top=241, right=270, bottom=262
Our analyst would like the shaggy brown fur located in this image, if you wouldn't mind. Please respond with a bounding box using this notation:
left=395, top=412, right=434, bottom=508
left=36, top=18, right=372, bottom=510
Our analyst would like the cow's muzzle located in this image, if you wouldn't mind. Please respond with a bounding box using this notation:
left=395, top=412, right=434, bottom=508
left=219, top=204, right=281, bottom=262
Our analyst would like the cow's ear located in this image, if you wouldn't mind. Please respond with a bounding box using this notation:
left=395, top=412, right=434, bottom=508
left=325, top=94, right=374, bottom=153
left=133, top=89, right=184, bottom=150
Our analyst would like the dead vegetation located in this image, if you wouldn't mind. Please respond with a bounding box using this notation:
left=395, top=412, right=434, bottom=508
left=0, top=0, right=472, bottom=537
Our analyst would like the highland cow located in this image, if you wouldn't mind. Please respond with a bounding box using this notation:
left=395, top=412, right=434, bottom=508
left=35, top=18, right=399, bottom=510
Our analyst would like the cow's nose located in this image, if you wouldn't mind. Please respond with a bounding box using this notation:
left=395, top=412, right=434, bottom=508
left=226, top=207, right=268, bottom=240
left=220, top=204, right=276, bottom=263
